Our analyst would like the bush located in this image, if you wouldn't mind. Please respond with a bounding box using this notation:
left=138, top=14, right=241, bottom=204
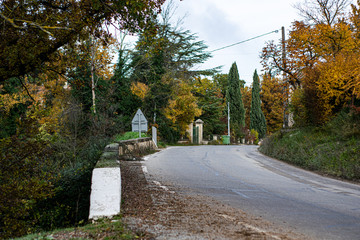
left=0, top=136, right=55, bottom=239
left=250, top=129, right=259, bottom=145
left=32, top=136, right=109, bottom=231
left=208, top=139, right=223, bottom=145
left=158, top=118, right=180, bottom=144
left=113, top=131, right=148, bottom=142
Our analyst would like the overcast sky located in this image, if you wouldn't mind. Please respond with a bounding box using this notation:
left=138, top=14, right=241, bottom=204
left=168, top=0, right=302, bottom=85
left=119, top=0, right=302, bottom=85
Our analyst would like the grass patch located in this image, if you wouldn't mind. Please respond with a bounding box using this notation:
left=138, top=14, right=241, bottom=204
left=113, top=132, right=148, bottom=142
left=16, top=216, right=138, bottom=240
left=259, top=111, right=360, bottom=181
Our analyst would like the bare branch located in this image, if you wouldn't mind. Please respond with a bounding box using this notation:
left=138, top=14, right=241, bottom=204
left=18, top=76, right=35, bottom=102
left=294, top=0, right=351, bottom=25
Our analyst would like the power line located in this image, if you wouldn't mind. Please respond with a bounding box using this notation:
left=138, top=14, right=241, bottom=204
left=210, top=29, right=280, bottom=53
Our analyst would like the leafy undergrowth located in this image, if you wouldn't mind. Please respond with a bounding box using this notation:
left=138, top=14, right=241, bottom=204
left=16, top=215, right=138, bottom=240
left=259, top=110, right=360, bottom=182
left=113, top=132, right=148, bottom=142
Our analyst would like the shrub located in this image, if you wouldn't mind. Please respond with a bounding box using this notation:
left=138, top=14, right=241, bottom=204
left=0, top=136, right=55, bottom=239
left=259, top=110, right=360, bottom=181
left=33, top=136, right=109, bottom=231
left=113, top=131, right=148, bottom=142
left=250, top=129, right=259, bottom=145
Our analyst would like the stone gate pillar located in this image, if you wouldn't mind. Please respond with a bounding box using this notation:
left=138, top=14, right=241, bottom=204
left=195, top=119, right=204, bottom=144
left=187, top=122, right=193, bottom=143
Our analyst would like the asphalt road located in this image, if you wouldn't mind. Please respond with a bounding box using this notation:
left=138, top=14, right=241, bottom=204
left=144, top=145, right=360, bottom=240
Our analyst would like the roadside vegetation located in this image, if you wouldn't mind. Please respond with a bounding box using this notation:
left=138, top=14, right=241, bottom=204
left=15, top=215, right=137, bottom=240
left=260, top=108, right=360, bottom=181
left=113, top=132, right=148, bottom=142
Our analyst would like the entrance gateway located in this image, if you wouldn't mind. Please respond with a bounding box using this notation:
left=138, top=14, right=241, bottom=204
left=186, top=119, right=204, bottom=144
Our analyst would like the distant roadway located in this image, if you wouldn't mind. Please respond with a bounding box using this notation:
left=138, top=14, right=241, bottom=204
left=144, top=145, right=360, bottom=240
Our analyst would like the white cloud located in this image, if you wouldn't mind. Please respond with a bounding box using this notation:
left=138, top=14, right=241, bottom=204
left=169, top=0, right=300, bottom=85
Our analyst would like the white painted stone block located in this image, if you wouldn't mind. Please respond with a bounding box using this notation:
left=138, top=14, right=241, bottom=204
left=89, top=168, right=121, bottom=220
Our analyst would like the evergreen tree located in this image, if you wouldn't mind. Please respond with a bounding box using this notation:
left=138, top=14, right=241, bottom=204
left=193, top=77, right=227, bottom=137
left=110, top=49, right=142, bottom=132
left=250, top=70, right=267, bottom=138
left=226, top=62, right=245, bottom=140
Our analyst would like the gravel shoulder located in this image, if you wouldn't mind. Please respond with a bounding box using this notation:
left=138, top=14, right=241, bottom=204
left=120, top=159, right=308, bottom=240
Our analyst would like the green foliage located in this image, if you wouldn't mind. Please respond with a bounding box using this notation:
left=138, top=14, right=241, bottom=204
left=0, top=77, right=31, bottom=138
left=208, top=139, right=223, bottom=145
left=250, top=70, right=267, bottom=138
left=250, top=129, right=259, bottom=145
left=158, top=118, right=180, bottom=144
left=226, top=62, right=245, bottom=140
left=193, top=77, right=227, bottom=137
left=213, top=73, right=228, bottom=101
left=290, top=88, right=310, bottom=127
left=33, top=136, right=109, bottom=231
left=113, top=131, right=148, bottom=141
left=16, top=215, right=136, bottom=240
left=68, top=63, right=110, bottom=115
left=108, top=50, right=142, bottom=133
left=259, top=109, right=360, bottom=181
left=0, top=125, right=55, bottom=239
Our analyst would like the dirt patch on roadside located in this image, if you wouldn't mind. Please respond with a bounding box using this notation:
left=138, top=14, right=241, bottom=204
left=120, top=160, right=307, bottom=240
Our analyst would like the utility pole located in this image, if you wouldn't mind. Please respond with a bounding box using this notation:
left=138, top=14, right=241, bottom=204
left=282, top=26, right=288, bottom=128
left=227, top=102, right=230, bottom=136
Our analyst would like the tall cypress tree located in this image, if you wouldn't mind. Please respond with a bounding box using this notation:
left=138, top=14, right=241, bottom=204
left=250, top=70, right=267, bottom=138
left=226, top=62, right=245, bottom=140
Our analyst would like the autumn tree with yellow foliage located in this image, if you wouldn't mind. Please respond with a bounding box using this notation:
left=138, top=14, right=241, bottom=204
left=164, top=81, right=202, bottom=135
left=262, top=0, right=360, bottom=126
left=260, top=73, right=284, bottom=134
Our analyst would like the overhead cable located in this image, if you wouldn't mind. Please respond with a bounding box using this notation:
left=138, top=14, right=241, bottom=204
left=210, top=29, right=280, bottom=53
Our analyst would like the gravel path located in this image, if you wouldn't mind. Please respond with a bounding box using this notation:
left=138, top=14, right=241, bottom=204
left=120, top=160, right=307, bottom=240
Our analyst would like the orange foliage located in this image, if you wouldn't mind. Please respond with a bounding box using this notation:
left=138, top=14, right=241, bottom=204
left=131, top=82, right=150, bottom=100
left=260, top=74, right=284, bottom=133
left=262, top=6, right=360, bottom=125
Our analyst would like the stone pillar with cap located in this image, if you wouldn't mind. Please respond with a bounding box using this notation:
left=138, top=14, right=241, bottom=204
left=195, top=119, right=204, bottom=144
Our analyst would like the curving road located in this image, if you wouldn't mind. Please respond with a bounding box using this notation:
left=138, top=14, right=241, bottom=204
left=144, top=145, right=360, bottom=240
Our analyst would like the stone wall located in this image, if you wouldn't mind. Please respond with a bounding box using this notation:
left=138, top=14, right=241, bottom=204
left=118, top=137, right=156, bottom=159
left=89, top=137, right=156, bottom=220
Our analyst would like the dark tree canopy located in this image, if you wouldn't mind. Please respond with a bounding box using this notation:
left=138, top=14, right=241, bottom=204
left=0, top=0, right=165, bottom=83
left=226, top=62, right=245, bottom=138
left=250, top=70, right=267, bottom=138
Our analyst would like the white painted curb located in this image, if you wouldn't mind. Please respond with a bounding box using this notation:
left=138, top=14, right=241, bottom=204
left=88, top=167, right=121, bottom=220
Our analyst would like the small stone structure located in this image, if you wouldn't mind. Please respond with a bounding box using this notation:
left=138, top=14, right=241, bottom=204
left=186, top=119, right=204, bottom=144
left=187, top=123, right=194, bottom=143
left=195, top=119, right=204, bottom=144
left=118, top=137, right=156, bottom=160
